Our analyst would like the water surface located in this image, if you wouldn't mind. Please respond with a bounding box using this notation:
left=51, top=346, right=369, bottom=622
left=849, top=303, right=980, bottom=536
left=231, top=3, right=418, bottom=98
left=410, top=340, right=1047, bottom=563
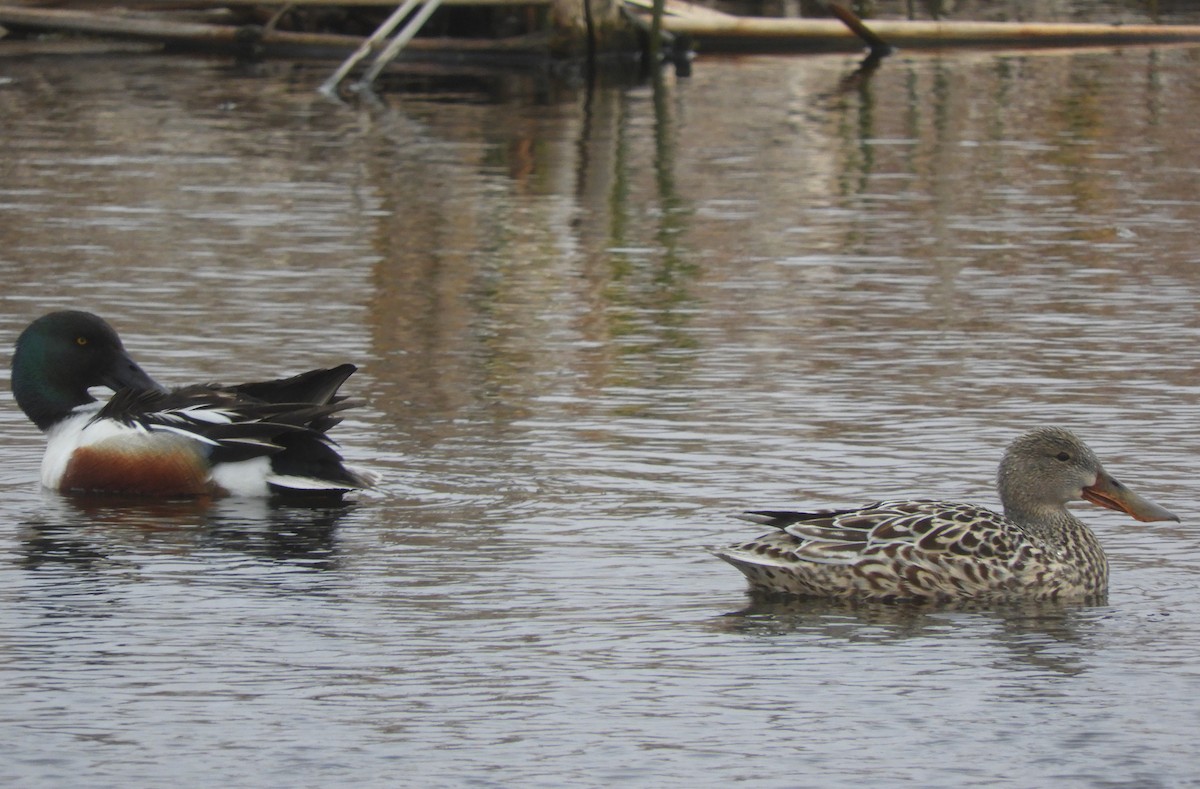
left=2, top=42, right=1200, bottom=787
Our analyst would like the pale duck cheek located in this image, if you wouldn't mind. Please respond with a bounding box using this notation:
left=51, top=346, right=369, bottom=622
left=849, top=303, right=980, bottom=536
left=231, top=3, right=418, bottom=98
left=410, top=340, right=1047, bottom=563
left=210, top=458, right=273, bottom=497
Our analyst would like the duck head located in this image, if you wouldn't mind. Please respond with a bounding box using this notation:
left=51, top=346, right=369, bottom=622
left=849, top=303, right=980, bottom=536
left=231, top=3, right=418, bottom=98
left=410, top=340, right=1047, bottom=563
left=12, top=310, right=164, bottom=431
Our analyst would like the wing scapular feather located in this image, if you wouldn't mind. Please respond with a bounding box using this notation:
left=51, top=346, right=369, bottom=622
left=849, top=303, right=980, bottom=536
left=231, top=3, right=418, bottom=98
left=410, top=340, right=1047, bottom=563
left=93, top=366, right=366, bottom=471
left=739, top=500, right=1011, bottom=558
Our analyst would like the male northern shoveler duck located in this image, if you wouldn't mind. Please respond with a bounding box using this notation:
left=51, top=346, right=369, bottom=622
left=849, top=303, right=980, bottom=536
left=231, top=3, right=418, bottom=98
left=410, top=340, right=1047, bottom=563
left=716, top=427, right=1178, bottom=602
left=11, top=310, right=375, bottom=499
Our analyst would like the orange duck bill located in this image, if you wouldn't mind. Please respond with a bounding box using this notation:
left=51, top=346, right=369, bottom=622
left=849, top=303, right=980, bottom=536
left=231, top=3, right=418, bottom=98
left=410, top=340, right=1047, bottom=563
left=1082, top=470, right=1179, bottom=523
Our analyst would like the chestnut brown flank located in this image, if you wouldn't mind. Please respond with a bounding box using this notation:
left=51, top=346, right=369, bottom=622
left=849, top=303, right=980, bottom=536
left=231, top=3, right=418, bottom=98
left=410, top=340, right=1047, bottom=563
left=61, top=445, right=211, bottom=496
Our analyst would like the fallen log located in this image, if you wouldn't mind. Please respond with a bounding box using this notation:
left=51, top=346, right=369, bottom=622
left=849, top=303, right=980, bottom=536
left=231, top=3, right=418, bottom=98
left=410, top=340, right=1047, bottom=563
left=653, top=16, right=1200, bottom=53
left=0, top=5, right=551, bottom=56
left=5, top=4, right=1200, bottom=59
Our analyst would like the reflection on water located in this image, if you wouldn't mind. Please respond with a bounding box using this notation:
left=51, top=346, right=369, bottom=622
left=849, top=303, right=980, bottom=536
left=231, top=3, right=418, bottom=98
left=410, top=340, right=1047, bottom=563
left=2, top=41, right=1200, bottom=788
left=720, top=595, right=1097, bottom=676
left=16, top=496, right=352, bottom=573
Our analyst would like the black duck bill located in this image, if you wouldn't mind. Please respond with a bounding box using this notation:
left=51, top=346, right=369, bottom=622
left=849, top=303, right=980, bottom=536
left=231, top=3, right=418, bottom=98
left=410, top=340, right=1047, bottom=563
left=1082, top=470, right=1178, bottom=523
left=99, top=349, right=165, bottom=394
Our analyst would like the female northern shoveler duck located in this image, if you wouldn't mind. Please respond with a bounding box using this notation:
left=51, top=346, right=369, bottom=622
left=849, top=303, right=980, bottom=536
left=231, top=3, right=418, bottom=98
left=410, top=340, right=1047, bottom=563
left=716, top=427, right=1178, bottom=602
left=11, top=310, right=375, bottom=499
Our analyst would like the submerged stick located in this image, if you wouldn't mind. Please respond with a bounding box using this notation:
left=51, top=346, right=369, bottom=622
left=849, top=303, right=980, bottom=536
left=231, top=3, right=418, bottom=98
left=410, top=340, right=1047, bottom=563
left=827, top=2, right=893, bottom=57
left=356, top=0, right=445, bottom=89
left=649, top=0, right=665, bottom=63
left=319, top=0, right=420, bottom=96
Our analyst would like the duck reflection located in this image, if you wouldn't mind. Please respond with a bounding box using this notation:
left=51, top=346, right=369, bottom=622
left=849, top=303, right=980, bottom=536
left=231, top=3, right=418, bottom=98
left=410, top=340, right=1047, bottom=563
left=16, top=492, right=355, bottom=573
left=717, top=593, right=1103, bottom=677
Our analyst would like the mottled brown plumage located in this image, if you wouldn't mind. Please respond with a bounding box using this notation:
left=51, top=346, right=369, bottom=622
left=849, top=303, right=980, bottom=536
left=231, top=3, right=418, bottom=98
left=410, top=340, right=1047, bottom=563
left=716, top=427, right=1178, bottom=602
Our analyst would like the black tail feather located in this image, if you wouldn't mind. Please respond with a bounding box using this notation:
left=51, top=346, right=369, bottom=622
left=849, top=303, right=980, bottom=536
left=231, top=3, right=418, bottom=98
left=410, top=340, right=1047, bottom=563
left=233, top=364, right=357, bottom=405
